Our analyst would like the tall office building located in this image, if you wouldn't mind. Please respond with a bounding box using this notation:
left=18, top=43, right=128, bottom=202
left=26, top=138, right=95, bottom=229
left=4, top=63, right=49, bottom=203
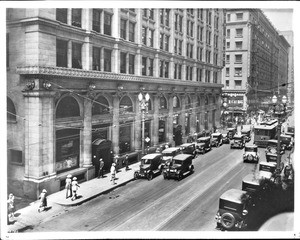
left=7, top=8, right=225, bottom=199
left=222, top=9, right=290, bottom=118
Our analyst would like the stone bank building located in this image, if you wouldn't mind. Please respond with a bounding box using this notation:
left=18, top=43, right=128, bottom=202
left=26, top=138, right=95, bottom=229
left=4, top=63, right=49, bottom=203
left=7, top=8, right=224, bottom=199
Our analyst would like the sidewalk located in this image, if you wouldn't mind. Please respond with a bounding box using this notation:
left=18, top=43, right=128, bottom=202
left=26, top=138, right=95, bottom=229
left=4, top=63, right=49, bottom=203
left=7, top=162, right=141, bottom=233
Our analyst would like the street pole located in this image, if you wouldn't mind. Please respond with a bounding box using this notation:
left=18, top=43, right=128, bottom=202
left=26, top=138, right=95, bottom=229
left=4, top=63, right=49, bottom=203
left=141, top=108, right=145, bottom=155
left=138, top=92, right=150, bottom=156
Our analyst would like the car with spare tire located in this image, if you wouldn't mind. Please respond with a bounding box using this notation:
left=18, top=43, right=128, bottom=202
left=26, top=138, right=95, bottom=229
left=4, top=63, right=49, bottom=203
left=134, top=153, right=163, bottom=180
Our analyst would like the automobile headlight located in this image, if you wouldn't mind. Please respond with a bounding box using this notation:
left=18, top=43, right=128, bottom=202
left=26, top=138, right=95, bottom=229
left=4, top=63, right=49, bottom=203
left=242, top=210, right=248, bottom=216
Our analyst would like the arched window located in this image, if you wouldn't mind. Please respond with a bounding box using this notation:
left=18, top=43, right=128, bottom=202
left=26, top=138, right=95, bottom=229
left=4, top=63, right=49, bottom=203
left=92, top=96, right=110, bottom=115
left=56, top=96, right=80, bottom=118
left=197, top=96, right=201, bottom=107
left=159, top=96, right=167, bottom=109
left=7, top=97, right=16, bottom=121
left=120, top=96, right=133, bottom=113
left=173, top=96, right=180, bottom=108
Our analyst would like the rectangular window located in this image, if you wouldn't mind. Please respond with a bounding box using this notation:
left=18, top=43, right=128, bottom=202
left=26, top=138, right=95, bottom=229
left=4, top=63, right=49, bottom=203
left=165, top=35, right=169, bottom=51
left=190, top=22, right=194, bottom=37
left=235, top=54, right=242, bottom=63
left=200, top=27, right=203, bottom=41
left=56, top=8, right=68, bottom=23
left=179, top=15, right=183, bottom=32
left=92, top=9, right=101, bottom=32
left=165, top=9, right=170, bottom=27
left=72, top=9, right=81, bottom=28
left=213, top=72, right=218, bottom=83
left=92, top=47, right=100, bottom=71
left=143, top=9, right=148, bottom=18
left=148, top=58, right=154, bottom=76
left=175, top=14, right=178, bottom=31
left=226, top=67, right=229, bottom=76
left=129, top=54, right=135, bottom=74
left=190, top=44, right=193, bottom=58
left=190, top=66, right=193, bottom=80
left=235, top=80, right=242, bottom=87
left=227, top=29, right=230, bottom=38
left=160, top=33, right=164, bottom=50
left=197, top=47, right=200, bottom=60
left=174, top=39, right=178, bottom=54
left=186, top=20, right=190, bottom=36
left=186, top=43, right=189, bottom=57
left=236, top=13, right=243, bottom=20
left=234, top=67, right=242, bottom=76
left=200, top=48, right=203, bottom=61
left=142, top=27, right=147, bottom=45
left=178, top=64, right=182, bottom=79
left=159, top=60, right=163, bottom=77
left=199, top=69, right=203, bottom=81
left=149, top=9, right=154, bottom=20
left=227, top=14, right=231, bottom=22
left=186, top=66, right=189, bottom=80
left=142, top=57, right=147, bottom=76
left=160, top=9, right=164, bottom=24
left=129, top=22, right=135, bottom=42
left=226, top=41, right=230, bottom=49
left=226, top=80, right=229, bottom=87
left=208, top=12, right=212, bottom=25
left=236, top=28, right=243, bottom=37
left=226, top=55, right=230, bottom=63
left=149, top=29, right=154, bottom=47
left=215, top=35, right=218, bottom=48
left=235, top=42, right=243, bottom=49
left=200, top=9, right=203, bottom=20
left=8, top=149, right=22, bottom=164
left=179, top=40, right=182, bottom=55
left=103, top=49, right=111, bottom=72
left=164, top=61, right=169, bottom=78
left=120, top=52, right=126, bottom=73
left=72, top=42, right=82, bottom=69
left=120, top=19, right=127, bottom=39
left=174, top=63, right=177, bottom=79
left=104, top=13, right=112, bottom=35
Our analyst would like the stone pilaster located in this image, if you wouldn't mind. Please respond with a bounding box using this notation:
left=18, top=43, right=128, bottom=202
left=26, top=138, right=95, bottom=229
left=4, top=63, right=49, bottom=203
left=152, top=94, right=160, bottom=146
left=112, top=94, right=120, bottom=155
left=179, top=95, right=186, bottom=138
left=134, top=94, right=142, bottom=151
left=82, top=93, right=93, bottom=168
left=190, top=95, right=197, bottom=134
left=167, top=94, right=174, bottom=145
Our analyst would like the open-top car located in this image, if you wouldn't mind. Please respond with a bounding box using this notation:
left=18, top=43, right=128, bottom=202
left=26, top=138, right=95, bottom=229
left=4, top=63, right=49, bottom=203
left=160, top=147, right=181, bottom=171
left=196, top=136, right=211, bottom=154
left=134, top=153, right=163, bottom=180
left=280, top=134, right=294, bottom=150
left=211, top=133, right=223, bottom=147
left=241, top=129, right=251, bottom=142
left=222, top=133, right=230, bottom=144
left=243, top=144, right=259, bottom=163
left=180, top=142, right=196, bottom=157
left=230, top=134, right=245, bottom=149
left=215, top=189, right=249, bottom=230
left=163, top=154, right=194, bottom=181
left=265, top=139, right=285, bottom=162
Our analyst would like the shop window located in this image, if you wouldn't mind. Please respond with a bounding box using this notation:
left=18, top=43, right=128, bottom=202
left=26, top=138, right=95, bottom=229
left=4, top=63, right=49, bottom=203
left=56, top=39, right=68, bottom=67
left=7, top=97, right=16, bottom=121
left=56, top=96, right=80, bottom=118
left=56, top=8, right=67, bottom=24
left=92, top=96, right=110, bottom=115
left=119, top=124, right=132, bottom=154
left=71, top=9, right=81, bottom=28
left=72, top=42, right=82, bottom=69
left=56, top=129, right=80, bottom=173
left=120, top=96, right=133, bottom=113
left=158, top=119, right=166, bottom=143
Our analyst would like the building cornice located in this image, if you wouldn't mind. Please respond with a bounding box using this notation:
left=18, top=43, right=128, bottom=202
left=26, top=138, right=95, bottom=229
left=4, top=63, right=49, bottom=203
left=16, top=66, right=223, bottom=89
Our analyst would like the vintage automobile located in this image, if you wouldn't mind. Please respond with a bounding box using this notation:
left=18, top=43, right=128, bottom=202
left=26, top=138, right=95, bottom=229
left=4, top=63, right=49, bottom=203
left=211, top=133, right=223, bottom=147
left=243, top=144, right=259, bottom=163
left=160, top=147, right=181, bottom=171
left=280, top=134, right=294, bottom=150
left=180, top=142, right=196, bottom=157
left=163, top=154, right=194, bottom=181
left=134, top=153, right=163, bottom=180
left=285, top=126, right=295, bottom=138
left=196, top=136, right=212, bottom=154
left=215, top=189, right=249, bottom=230
left=258, top=161, right=277, bottom=179
left=222, top=133, right=230, bottom=144
left=242, top=174, right=260, bottom=193
left=241, top=129, right=251, bottom=142
left=265, top=139, right=285, bottom=162
left=230, top=134, right=245, bottom=149
left=227, top=127, right=237, bottom=140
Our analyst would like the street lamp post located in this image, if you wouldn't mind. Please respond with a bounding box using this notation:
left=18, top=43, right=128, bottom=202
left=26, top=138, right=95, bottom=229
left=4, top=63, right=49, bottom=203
left=271, top=94, right=287, bottom=180
left=138, top=92, right=150, bottom=156
left=222, top=102, right=228, bottom=129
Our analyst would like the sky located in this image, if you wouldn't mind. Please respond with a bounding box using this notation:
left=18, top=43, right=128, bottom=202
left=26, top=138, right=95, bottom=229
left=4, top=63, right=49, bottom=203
left=262, top=8, right=293, bottom=32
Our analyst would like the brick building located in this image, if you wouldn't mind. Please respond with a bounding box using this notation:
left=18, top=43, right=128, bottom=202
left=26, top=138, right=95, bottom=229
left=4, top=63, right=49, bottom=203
left=7, top=8, right=224, bottom=199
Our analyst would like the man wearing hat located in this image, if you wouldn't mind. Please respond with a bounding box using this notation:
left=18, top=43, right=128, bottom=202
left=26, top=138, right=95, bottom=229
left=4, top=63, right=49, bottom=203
left=71, top=177, right=80, bottom=201
left=98, top=158, right=104, bottom=178
left=65, top=174, right=72, bottom=199
left=38, top=189, right=47, bottom=212
left=110, top=163, right=116, bottom=184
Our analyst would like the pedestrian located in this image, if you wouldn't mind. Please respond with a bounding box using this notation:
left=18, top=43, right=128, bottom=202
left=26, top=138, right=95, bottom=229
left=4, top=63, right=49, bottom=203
left=65, top=174, right=72, bottom=199
left=110, top=163, right=116, bottom=185
left=71, top=177, right=80, bottom=201
left=98, top=158, right=104, bottom=178
left=38, top=189, right=47, bottom=213
left=124, top=154, right=129, bottom=171
left=7, top=193, right=15, bottom=218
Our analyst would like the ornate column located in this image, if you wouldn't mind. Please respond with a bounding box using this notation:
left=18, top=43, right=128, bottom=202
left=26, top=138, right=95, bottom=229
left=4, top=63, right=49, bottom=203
left=112, top=93, right=120, bottom=155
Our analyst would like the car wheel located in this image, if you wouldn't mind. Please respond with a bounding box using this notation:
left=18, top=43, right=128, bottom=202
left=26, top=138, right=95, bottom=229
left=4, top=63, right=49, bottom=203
left=134, top=172, right=139, bottom=180
left=221, top=212, right=235, bottom=230
left=190, top=165, right=194, bottom=173
left=248, top=155, right=253, bottom=161
left=163, top=173, right=168, bottom=179
left=178, top=173, right=183, bottom=181
left=147, top=172, right=153, bottom=181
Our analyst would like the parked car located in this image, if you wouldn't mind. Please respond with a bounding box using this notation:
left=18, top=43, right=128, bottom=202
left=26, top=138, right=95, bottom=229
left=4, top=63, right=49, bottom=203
left=134, top=153, right=163, bottom=180
left=196, top=136, right=212, bottom=154
left=160, top=147, right=181, bottom=171
left=280, top=134, right=294, bottom=150
left=241, top=129, right=251, bottom=142
left=258, top=161, right=277, bottom=179
left=285, top=126, right=295, bottom=138
left=242, top=174, right=260, bottom=193
left=227, top=127, right=237, bottom=140
left=265, top=139, right=285, bottom=162
left=180, top=143, right=196, bottom=157
left=215, top=189, right=249, bottom=230
left=163, top=154, right=194, bottom=181
left=230, top=134, right=245, bottom=149
left=243, top=144, right=259, bottom=163
left=211, top=133, right=223, bottom=147
left=222, top=133, right=230, bottom=144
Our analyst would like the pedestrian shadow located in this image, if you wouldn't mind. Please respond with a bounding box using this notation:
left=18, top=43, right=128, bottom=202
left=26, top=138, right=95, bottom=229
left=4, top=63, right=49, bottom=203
left=44, top=206, right=52, bottom=212
left=14, top=213, right=21, bottom=217
left=18, top=225, right=34, bottom=232
left=8, top=219, right=17, bottom=225
left=76, top=195, right=83, bottom=200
